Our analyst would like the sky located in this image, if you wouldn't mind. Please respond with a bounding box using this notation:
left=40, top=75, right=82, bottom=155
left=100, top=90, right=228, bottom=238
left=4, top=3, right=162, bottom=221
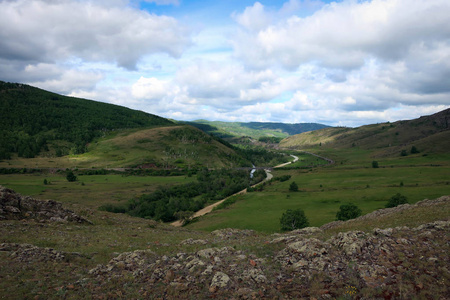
left=1, top=0, right=449, bottom=127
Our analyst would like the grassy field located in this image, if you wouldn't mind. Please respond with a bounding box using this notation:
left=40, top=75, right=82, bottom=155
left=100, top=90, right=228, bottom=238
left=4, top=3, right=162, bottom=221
left=187, top=153, right=450, bottom=233
left=0, top=174, right=195, bottom=210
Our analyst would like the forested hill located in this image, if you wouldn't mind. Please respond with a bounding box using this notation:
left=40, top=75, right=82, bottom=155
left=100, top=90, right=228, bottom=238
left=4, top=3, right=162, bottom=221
left=0, top=81, right=172, bottom=159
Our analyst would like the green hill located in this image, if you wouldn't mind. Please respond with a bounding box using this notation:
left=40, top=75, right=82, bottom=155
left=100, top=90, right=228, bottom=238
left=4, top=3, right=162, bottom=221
left=0, top=81, right=257, bottom=169
left=184, top=120, right=329, bottom=140
left=280, top=108, right=450, bottom=157
left=74, top=125, right=250, bottom=169
left=0, top=81, right=172, bottom=159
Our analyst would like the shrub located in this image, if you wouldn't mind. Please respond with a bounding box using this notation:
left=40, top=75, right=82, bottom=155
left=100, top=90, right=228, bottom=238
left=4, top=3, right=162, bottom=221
left=411, top=146, right=419, bottom=154
left=289, top=181, right=299, bottom=192
left=280, top=209, right=309, bottom=231
left=401, top=150, right=408, bottom=156
left=66, top=170, right=77, bottom=182
left=385, top=193, right=409, bottom=208
left=372, top=161, right=379, bottom=168
left=336, top=203, right=362, bottom=221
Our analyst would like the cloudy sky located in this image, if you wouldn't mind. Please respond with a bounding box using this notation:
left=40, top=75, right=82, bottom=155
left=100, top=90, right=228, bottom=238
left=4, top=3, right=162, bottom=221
left=1, top=0, right=449, bottom=127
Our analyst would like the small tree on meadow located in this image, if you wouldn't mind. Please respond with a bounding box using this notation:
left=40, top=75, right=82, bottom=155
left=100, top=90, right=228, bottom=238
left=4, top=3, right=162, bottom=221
left=280, top=209, right=309, bottom=231
left=66, top=170, right=77, bottom=182
left=336, top=203, right=362, bottom=221
left=411, top=146, right=419, bottom=154
left=372, top=161, right=379, bottom=168
left=289, top=181, right=299, bottom=192
left=385, top=193, right=409, bottom=208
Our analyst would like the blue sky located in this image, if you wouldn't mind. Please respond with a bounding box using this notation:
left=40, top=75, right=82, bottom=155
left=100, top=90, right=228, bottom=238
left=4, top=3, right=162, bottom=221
left=1, top=0, right=449, bottom=126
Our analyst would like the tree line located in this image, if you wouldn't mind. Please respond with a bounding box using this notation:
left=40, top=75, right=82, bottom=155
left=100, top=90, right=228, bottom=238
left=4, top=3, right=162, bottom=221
left=101, top=168, right=266, bottom=222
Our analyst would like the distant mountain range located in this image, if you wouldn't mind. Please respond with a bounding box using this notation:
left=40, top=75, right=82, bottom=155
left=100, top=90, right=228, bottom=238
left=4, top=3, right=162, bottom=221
left=183, top=120, right=330, bottom=140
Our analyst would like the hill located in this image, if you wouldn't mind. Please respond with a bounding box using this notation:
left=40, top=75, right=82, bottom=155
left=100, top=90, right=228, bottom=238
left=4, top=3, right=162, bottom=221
left=280, top=108, right=450, bottom=157
left=0, top=81, right=256, bottom=169
left=184, top=120, right=330, bottom=141
left=1, top=186, right=448, bottom=299
left=0, top=81, right=172, bottom=159
left=76, top=125, right=250, bottom=169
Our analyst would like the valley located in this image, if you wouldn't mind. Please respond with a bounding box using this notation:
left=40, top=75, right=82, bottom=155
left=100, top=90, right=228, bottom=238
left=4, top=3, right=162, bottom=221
left=0, top=82, right=449, bottom=299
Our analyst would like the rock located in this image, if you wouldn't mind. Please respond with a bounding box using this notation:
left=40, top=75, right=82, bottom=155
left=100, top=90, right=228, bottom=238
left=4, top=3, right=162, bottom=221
left=210, top=272, right=230, bottom=288
left=0, top=186, right=92, bottom=224
left=197, top=248, right=218, bottom=258
left=180, top=238, right=208, bottom=245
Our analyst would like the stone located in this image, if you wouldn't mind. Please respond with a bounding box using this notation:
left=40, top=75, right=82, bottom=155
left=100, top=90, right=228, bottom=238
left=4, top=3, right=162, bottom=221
left=210, top=272, right=230, bottom=288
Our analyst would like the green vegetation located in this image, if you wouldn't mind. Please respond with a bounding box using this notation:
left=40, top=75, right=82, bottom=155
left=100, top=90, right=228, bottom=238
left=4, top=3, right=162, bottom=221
left=66, top=170, right=77, bottom=182
left=187, top=153, right=450, bottom=232
left=0, top=81, right=172, bottom=159
left=335, top=203, right=362, bottom=221
left=280, top=108, right=450, bottom=157
left=184, top=120, right=329, bottom=140
left=289, top=181, right=299, bottom=192
left=280, top=208, right=309, bottom=231
left=103, top=168, right=265, bottom=222
left=385, top=193, right=409, bottom=208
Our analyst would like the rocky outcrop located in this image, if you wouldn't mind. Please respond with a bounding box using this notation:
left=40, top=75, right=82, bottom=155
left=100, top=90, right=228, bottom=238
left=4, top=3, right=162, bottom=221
left=0, top=186, right=91, bottom=224
left=80, top=220, right=450, bottom=299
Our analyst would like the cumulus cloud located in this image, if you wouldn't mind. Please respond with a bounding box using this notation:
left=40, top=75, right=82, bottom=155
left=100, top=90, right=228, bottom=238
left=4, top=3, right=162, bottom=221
left=233, top=0, right=450, bottom=70
left=0, top=0, right=190, bottom=70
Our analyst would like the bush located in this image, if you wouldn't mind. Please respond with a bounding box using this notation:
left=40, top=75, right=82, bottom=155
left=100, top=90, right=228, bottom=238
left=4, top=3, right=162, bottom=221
left=280, top=209, right=309, bottom=231
left=66, top=170, right=77, bottom=182
left=336, top=203, right=362, bottom=221
left=289, top=181, right=299, bottom=192
left=372, top=161, right=379, bottom=168
left=411, top=146, right=419, bottom=154
left=385, top=193, right=409, bottom=208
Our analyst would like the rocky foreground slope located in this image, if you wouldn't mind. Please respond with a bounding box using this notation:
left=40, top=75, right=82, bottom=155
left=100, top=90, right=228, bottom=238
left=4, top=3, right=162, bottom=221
left=0, top=188, right=449, bottom=299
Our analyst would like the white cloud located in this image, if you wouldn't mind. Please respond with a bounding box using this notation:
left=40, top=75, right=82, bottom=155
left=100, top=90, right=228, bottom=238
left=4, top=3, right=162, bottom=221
left=233, top=0, right=450, bottom=70
left=132, top=77, right=169, bottom=100
left=0, top=0, right=190, bottom=69
left=1, top=0, right=449, bottom=127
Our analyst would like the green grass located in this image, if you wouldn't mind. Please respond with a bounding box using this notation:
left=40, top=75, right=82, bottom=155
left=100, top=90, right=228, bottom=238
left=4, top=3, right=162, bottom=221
left=187, top=160, right=450, bottom=233
left=0, top=174, right=195, bottom=209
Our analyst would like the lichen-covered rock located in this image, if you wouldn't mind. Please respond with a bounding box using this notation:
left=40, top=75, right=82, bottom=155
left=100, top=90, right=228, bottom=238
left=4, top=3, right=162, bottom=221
left=0, top=186, right=92, bottom=224
left=210, top=271, right=230, bottom=288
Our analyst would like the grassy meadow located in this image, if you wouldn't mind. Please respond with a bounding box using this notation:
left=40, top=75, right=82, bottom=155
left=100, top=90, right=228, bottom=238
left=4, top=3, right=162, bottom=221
left=0, top=173, right=195, bottom=210
left=187, top=151, right=450, bottom=233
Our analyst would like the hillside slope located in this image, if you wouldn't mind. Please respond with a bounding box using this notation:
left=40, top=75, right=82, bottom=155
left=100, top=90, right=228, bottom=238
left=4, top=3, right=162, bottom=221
left=0, top=81, right=172, bottom=159
left=80, top=125, right=250, bottom=168
left=1, top=187, right=448, bottom=299
left=280, top=108, right=450, bottom=156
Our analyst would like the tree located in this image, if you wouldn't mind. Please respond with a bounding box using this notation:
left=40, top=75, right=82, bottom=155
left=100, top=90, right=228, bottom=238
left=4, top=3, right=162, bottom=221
left=411, top=146, right=419, bottom=154
left=401, top=150, right=408, bottom=156
left=174, top=210, right=194, bottom=225
left=66, top=170, right=77, bottom=182
left=372, top=161, right=379, bottom=168
left=280, top=209, right=309, bottom=231
left=289, top=181, right=299, bottom=192
left=336, top=203, right=362, bottom=221
left=385, top=193, right=408, bottom=208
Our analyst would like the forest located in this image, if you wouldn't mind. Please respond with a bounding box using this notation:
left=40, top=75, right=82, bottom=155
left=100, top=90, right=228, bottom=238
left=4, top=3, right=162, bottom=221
left=0, top=81, right=172, bottom=159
